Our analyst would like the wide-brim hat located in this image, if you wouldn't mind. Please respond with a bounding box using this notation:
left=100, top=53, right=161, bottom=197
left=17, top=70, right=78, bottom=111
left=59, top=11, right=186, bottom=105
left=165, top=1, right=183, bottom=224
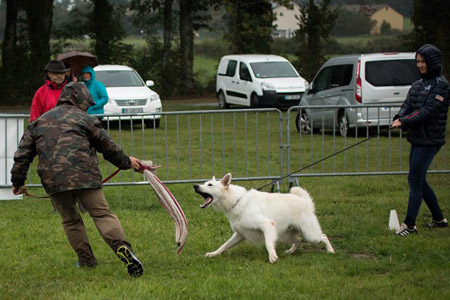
left=44, top=60, right=70, bottom=73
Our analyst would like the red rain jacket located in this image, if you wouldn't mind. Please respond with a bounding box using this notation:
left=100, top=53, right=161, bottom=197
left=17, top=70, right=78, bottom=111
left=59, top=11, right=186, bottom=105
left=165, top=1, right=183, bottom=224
left=30, top=79, right=68, bottom=122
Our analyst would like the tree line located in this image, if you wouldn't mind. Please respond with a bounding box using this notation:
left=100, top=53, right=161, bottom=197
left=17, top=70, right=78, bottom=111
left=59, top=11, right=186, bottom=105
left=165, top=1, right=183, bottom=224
left=0, top=0, right=448, bottom=106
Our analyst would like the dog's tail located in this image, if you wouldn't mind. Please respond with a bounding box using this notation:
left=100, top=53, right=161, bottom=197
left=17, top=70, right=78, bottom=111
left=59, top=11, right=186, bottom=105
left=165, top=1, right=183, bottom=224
left=290, top=186, right=315, bottom=212
left=290, top=187, right=312, bottom=201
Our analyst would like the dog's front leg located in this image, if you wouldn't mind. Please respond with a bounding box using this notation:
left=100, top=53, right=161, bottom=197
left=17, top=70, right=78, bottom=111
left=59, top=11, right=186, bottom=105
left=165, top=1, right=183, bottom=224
left=262, top=221, right=278, bottom=263
left=205, top=232, right=244, bottom=258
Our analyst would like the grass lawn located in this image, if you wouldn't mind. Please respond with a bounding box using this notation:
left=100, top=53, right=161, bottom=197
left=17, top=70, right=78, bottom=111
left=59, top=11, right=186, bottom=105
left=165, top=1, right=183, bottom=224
left=193, top=56, right=219, bottom=88
left=1, top=174, right=449, bottom=299
left=2, top=101, right=449, bottom=299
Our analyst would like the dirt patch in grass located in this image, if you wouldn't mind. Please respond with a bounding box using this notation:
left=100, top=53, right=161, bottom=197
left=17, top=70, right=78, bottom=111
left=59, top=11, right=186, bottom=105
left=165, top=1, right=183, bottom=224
left=350, top=253, right=377, bottom=260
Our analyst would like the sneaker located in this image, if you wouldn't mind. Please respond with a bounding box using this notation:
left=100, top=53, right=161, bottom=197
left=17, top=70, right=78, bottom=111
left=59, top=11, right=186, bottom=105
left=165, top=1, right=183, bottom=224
left=76, top=249, right=97, bottom=269
left=76, top=261, right=97, bottom=269
left=395, top=223, right=417, bottom=236
left=116, top=245, right=143, bottom=277
left=426, top=218, right=448, bottom=229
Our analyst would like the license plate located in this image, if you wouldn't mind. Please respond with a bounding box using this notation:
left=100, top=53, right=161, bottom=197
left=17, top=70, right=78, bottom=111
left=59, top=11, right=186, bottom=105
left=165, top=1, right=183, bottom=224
left=285, top=95, right=301, bottom=100
left=122, top=108, right=143, bottom=113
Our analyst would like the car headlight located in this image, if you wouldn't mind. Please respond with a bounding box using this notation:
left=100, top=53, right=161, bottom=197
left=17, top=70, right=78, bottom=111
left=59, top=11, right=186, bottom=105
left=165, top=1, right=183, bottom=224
left=261, top=82, right=276, bottom=91
left=150, top=94, right=160, bottom=101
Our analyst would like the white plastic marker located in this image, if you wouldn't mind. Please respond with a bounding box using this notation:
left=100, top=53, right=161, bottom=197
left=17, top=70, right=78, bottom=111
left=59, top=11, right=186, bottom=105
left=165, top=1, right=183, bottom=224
left=389, top=209, right=400, bottom=230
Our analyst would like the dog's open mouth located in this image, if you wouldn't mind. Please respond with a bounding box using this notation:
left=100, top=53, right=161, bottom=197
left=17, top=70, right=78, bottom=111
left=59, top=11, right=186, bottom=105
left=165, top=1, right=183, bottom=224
left=194, top=189, right=213, bottom=209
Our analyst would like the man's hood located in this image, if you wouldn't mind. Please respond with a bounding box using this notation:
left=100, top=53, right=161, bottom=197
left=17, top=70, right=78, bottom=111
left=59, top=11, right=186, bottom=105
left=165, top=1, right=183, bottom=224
left=57, top=82, right=95, bottom=112
left=416, top=44, right=443, bottom=79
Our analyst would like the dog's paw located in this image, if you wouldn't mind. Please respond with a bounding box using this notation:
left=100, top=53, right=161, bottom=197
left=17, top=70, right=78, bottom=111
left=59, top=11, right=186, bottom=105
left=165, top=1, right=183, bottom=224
left=205, top=252, right=218, bottom=258
left=269, top=253, right=278, bottom=263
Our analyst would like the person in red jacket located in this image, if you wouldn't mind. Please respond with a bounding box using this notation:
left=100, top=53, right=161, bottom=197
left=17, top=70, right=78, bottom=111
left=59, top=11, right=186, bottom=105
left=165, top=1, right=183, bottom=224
left=29, top=60, right=70, bottom=122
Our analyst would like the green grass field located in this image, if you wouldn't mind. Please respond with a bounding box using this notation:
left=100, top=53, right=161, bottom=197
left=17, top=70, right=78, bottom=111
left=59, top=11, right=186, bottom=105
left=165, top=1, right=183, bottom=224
left=193, top=56, right=219, bottom=88
left=1, top=174, right=449, bottom=299
left=2, top=102, right=450, bottom=299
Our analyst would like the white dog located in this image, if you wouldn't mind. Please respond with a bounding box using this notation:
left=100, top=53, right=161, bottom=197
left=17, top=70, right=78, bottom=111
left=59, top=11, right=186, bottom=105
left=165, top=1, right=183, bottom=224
left=193, top=173, right=335, bottom=263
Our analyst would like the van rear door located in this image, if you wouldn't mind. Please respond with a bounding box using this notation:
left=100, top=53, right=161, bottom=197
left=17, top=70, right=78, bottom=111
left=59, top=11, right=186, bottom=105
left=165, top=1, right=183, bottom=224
left=217, top=59, right=244, bottom=105
left=360, top=54, right=419, bottom=123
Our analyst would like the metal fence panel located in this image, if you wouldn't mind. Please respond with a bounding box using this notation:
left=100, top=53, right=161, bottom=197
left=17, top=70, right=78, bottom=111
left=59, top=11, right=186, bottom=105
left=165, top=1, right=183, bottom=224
left=5, top=109, right=283, bottom=187
left=2, top=104, right=449, bottom=190
left=286, top=105, right=449, bottom=183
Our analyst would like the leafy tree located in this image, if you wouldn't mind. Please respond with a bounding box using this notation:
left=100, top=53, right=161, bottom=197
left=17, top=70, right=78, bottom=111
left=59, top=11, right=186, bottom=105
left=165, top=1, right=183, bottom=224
left=0, top=0, right=7, bottom=39
left=178, top=0, right=194, bottom=93
left=90, top=0, right=126, bottom=63
left=295, top=0, right=337, bottom=81
left=0, top=0, right=53, bottom=105
left=331, top=8, right=374, bottom=37
left=406, top=0, right=450, bottom=77
left=21, top=0, right=53, bottom=92
left=222, top=0, right=282, bottom=54
left=130, top=0, right=175, bottom=97
left=178, top=0, right=220, bottom=94
left=53, top=0, right=128, bottom=64
left=0, top=0, right=20, bottom=105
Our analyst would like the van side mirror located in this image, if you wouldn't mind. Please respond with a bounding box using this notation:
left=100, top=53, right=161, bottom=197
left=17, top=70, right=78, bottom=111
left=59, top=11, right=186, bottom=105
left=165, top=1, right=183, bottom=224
left=146, top=80, right=155, bottom=87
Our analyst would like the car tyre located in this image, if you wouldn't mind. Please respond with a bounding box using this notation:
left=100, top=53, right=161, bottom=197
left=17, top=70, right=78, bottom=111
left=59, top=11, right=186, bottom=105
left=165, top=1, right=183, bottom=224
left=145, top=119, right=160, bottom=128
left=250, top=94, right=260, bottom=108
left=295, top=109, right=312, bottom=134
left=217, top=91, right=229, bottom=109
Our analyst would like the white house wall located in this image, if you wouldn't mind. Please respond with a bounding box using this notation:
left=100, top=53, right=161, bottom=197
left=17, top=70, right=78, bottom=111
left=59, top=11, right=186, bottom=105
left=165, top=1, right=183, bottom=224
left=273, top=3, right=301, bottom=38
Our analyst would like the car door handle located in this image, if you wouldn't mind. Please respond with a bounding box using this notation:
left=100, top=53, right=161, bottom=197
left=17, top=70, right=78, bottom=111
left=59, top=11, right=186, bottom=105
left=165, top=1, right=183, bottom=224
left=393, top=92, right=400, bottom=95
left=231, top=81, right=235, bottom=84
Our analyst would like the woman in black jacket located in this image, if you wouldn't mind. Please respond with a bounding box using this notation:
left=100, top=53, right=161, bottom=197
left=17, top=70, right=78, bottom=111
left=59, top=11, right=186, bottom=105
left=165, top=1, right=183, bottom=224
left=391, top=44, right=449, bottom=236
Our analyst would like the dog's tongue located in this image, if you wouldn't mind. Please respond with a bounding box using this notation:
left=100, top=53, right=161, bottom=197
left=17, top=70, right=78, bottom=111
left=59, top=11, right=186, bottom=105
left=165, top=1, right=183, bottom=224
left=200, top=196, right=213, bottom=209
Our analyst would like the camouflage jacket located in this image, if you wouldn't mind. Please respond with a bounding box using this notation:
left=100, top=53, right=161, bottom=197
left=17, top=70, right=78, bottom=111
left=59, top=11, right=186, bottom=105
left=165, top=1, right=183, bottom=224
left=11, top=82, right=131, bottom=195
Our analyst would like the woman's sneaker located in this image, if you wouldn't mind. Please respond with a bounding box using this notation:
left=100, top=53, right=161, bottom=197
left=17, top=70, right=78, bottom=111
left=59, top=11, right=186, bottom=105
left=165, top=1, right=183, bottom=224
left=426, top=218, right=448, bottom=229
left=116, top=245, right=144, bottom=277
left=395, top=223, right=417, bottom=236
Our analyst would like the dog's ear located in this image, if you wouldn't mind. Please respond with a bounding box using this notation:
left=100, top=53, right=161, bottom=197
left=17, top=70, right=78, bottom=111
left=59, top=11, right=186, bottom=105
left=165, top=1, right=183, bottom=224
left=220, top=173, right=232, bottom=187
left=212, top=176, right=216, bottom=181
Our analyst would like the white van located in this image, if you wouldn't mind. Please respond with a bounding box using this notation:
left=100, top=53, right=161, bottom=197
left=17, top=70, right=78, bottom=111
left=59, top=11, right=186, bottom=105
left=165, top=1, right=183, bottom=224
left=297, top=52, right=420, bottom=136
left=216, top=54, right=308, bottom=108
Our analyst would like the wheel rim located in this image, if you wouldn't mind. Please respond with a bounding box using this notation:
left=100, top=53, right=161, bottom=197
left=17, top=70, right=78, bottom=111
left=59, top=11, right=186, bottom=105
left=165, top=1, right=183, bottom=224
left=299, top=110, right=311, bottom=133
left=339, top=114, right=348, bottom=137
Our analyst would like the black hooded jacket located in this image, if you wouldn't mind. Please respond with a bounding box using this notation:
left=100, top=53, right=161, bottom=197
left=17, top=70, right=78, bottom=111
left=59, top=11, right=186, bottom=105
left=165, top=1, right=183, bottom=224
left=395, top=44, right=449, bottom=146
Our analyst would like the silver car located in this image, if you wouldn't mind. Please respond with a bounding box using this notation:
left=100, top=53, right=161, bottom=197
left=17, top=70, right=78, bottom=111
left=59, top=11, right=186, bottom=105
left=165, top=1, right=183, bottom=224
left=296, top=53, right=420, bottom=136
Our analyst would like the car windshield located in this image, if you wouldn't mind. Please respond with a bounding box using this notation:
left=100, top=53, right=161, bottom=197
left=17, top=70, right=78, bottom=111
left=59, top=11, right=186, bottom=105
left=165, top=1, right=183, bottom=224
left=250, top=61, right=298, bottom=78
left=95, top=70, right=144, bottom=87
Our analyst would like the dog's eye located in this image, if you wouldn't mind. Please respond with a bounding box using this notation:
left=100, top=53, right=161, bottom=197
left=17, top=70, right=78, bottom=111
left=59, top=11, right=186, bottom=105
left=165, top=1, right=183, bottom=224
left=208, top=183, right=213, bottom=186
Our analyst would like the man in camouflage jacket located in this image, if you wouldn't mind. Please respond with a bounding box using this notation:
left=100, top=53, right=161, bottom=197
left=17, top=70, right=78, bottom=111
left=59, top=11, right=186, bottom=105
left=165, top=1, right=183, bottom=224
left=11, top=82, right=144, bottom=277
